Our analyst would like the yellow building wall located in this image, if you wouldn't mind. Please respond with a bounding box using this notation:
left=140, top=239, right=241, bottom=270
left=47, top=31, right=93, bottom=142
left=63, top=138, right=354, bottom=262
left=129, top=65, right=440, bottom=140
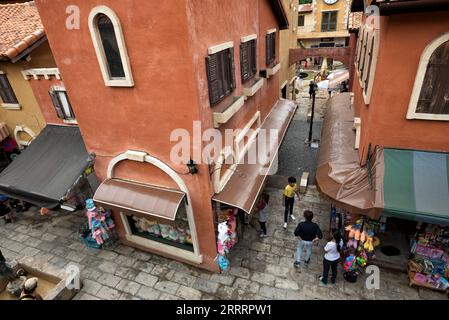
left=297, top=0, right=350, bottom=42
left=0, top=42, right=55, bottom=143
left=280, top=0, right=298, bottom=99
left=315, top=0, right=350, bottom=33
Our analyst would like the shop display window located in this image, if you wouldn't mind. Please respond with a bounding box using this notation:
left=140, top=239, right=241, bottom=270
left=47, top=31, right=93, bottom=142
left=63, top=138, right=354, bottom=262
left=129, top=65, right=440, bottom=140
left=124, top=203, right=193, bottom=252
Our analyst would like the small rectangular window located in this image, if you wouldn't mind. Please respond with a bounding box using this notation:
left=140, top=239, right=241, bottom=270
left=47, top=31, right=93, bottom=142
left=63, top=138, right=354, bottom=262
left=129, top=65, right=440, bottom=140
left=49, top=89, right=76, bottom=120
left=298, top=15, right=305, bottom=27
left=0, top=74, right=19, bottom=105
left=321, top=11, right=338, bottom=32
left=206, top=48, right=235, bottom=106
left=266, top=32, right=276, bottom=67
left=240, top=39, right=257, bottom=83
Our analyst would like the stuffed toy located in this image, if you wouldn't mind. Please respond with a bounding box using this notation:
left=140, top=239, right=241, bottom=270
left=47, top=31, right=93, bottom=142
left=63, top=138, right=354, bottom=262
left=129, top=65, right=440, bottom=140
left=218, top=222, right=230, bottom=244
left=363, top=231, right=375, bottom=252
left=216, top=254, right=230, bottom=271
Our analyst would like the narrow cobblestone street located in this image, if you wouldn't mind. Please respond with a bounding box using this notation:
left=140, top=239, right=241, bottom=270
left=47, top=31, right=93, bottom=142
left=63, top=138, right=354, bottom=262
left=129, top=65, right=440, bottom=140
left=0, top=184, right=446, bottom=300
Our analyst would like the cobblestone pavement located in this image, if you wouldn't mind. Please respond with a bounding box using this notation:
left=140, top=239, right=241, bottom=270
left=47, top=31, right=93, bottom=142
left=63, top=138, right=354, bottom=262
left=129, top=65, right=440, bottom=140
left=277, top=77, right=328, bottom=183
left=0, top=186, right=446, bottom=300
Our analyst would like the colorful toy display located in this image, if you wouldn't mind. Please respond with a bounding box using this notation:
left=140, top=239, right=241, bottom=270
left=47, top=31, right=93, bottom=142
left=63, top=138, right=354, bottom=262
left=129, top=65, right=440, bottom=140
left=80, top=199, right=116, bottom=248
left=408, top=225, right=449, bottom=292
left=216, top=208, right=239, bottom=271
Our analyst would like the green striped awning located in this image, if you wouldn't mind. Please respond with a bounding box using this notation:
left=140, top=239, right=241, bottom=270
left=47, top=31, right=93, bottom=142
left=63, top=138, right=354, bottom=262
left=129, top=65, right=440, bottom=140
left=383, top=148, right=449, bottom=225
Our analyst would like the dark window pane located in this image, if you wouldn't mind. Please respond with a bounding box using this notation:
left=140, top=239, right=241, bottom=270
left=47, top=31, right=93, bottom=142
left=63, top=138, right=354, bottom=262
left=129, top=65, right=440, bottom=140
left=321, top=11, right=338, bottom=32
left=298, top=15, right=305, bottom=27
left=266, top=33, right=276, bottom=67
left=0, top=74, right=18, bottom=104
left=417, top=40, right=449, bottom=114
left=97, top=14, right=125, bottom=79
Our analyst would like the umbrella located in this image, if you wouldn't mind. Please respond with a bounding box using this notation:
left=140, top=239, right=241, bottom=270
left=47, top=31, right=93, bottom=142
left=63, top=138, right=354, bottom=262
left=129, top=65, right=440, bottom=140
left=317, top=70, right=350, bottom=91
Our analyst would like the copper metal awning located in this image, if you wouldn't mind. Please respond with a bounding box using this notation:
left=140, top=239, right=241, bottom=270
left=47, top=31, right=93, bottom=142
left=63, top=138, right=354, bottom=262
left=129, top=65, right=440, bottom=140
left=212, top=99, right=297, bottom=214
left=93, top=179, right=186, bottom=224
left=315, top=93, right=384, bottom=218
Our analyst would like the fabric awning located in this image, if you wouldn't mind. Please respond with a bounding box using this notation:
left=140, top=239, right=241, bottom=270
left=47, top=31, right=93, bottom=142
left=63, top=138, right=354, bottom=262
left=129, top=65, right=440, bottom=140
left=212, top=99, right=297, bottom=214
left=315, top=93, right=384, bottom=218
left=383, top=148, right=449, bottom=225
left=93, top=179, right=186, bottom=224
left=0, top=125, right=92, bottom=208
left=317, top=93, right=449, bottom=225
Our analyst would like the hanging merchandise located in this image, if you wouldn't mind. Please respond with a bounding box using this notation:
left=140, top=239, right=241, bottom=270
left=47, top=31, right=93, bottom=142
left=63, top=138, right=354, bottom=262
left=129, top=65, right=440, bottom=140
left=342, top=217, right=381, bottom=282
left=215, top=207, right=239, bottom=271
left=80, top=199, right=117, bottom=249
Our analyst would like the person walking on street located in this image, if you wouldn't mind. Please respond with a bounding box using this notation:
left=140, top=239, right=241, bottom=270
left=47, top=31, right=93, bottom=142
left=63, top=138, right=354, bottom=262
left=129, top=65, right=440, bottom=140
left=256, top=193, right=270, bottom=238
left=319, top=231, right=344, bottom=286
left=282, top=177, right=300, bottom=229
left=293, top=210, right=322, bottom=267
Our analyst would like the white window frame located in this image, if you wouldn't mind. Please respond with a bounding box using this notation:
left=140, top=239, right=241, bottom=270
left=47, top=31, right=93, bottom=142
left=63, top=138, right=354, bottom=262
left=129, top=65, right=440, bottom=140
left=406, top=32, right=449, bottom=121
left=0, top=70, right=21, bottom=110
left=50, top=86, right=77, bottom=124
left=361, top=27, right=380, bottom=105
left=106, top=151, right=203, bottom=264
left=88, top=6, right=134, bottom=87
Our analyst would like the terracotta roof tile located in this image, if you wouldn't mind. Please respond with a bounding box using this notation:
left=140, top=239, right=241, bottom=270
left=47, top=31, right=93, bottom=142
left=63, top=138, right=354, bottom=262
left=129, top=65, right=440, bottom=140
left=348, top=11, right=363, bottom=30
left=0, top=1, right=44, bottom=60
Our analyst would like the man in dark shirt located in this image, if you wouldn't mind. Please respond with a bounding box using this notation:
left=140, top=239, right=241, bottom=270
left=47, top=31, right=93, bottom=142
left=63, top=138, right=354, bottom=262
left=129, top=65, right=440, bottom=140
left=293, top=210, right=323, bottom=267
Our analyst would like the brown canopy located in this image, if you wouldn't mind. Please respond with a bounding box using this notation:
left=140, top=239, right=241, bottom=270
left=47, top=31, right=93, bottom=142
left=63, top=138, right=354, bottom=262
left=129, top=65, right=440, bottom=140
left=315, top=93, right=384, bottom=218
left=213, top=99, right=297, bottom=214
left=94, top=179, right=186, bottom=224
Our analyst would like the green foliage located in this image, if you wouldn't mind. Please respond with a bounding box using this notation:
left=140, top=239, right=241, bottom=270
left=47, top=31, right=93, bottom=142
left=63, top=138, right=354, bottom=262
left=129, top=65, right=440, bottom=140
left=299, top=0, right=313, bottom=4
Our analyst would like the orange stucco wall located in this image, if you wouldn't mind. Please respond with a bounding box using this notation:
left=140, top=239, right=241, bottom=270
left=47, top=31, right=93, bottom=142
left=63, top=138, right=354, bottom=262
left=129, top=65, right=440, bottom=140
left=35, top=0, right=282, bottom=272
left=352, top=12, right=449, bottom=164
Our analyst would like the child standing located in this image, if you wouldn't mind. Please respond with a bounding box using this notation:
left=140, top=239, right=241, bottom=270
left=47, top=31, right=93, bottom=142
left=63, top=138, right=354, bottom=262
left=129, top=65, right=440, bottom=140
left=256, top=193, right=269, bottom=238
left=282, top=177, right=299, bottom=229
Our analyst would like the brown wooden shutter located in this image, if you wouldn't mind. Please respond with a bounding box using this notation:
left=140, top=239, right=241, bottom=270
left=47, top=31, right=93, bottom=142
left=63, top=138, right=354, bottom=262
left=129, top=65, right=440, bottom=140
left=0, top=74, right=18, bottom=104
left=266, top=34, right=271, bottom=67
left=364, top=33, right=375, bottom=94
left=417, top=40, right=449, bottom=114
left=206, top=54, right=221, bottom=105
left=49, top=90, right=65, bottom=119
left=251, top=39, right=257, bottom=74
left=240, top=42, right=250, bottom=82
left=229, top=47, right=236, bottom=90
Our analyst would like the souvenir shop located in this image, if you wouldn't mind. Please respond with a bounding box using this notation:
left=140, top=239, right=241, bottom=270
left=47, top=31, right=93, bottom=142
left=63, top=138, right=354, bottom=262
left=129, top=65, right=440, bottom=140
left=330, top=206, right=449, bottom=293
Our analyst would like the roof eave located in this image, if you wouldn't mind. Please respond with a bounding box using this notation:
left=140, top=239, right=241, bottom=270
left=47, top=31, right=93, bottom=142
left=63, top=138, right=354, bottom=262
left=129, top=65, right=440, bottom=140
left=269, top=0, right=289, bottom=30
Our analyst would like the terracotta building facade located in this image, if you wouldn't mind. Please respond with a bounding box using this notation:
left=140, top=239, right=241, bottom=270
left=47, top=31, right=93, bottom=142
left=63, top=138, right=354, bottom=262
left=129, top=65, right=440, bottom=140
left=34, top=0, right=295, bottom=272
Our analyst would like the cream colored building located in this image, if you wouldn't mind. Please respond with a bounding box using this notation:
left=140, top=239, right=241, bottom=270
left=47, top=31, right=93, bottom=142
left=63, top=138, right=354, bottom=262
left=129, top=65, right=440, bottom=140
left=0, top=2, right=48, bottom=148
left=297, top=0, right=351, bottom=49
left=279, top=0, right=299, bottom=99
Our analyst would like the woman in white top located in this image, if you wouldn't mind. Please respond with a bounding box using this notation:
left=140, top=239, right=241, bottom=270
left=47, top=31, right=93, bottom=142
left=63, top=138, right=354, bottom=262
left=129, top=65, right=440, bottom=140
left=319, top=231, right=343, bottom=286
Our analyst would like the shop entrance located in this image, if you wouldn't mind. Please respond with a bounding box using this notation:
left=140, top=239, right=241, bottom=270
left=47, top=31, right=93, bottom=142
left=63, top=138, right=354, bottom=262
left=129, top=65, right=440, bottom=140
left=372, top=217, right=416, bottom=271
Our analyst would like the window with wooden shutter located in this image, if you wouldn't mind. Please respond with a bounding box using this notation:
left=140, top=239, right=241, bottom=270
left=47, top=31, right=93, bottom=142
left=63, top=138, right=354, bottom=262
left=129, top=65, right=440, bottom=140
left=0, top=74, right=19, bottom=105
left=355, top=25, right=364, bottom=68
left=206, top=47, right=235, bottom=106
left=266, top=32, right=276, bottom=67
left=416, top=40, right=449, bottom=115
left=321, top=11, right=338, bottom=32
left=358, top=29, right=369, bottom=77
left=240, top=39, right=257, bottom=83
left=49, top=88, right=76, bottom=120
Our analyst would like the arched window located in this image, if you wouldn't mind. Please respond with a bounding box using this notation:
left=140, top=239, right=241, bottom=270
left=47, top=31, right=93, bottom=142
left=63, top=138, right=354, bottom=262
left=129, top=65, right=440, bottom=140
left=88, top=6, right=133, bottom=87
left=407, top=33, right=449, bottom=120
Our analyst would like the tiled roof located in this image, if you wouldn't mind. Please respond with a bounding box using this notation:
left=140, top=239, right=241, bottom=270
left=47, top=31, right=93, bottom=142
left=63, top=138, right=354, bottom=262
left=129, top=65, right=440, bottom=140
left=348, top=11, right=363, bottom=30
left=0, top=1, right=45, bottom=60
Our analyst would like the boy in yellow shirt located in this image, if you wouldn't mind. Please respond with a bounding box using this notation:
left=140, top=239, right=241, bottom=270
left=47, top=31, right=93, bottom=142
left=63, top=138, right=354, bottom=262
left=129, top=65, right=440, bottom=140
left=283, top=177, right=300, bottom=229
